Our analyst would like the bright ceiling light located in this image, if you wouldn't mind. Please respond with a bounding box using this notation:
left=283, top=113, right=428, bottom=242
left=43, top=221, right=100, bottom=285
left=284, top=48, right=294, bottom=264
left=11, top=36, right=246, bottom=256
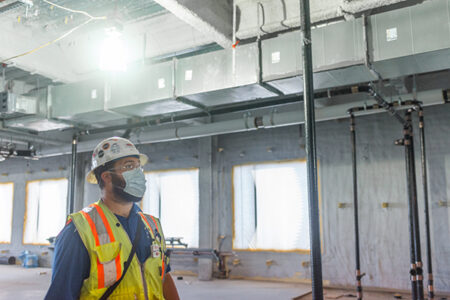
left=99, top=28, right=128, bottom=72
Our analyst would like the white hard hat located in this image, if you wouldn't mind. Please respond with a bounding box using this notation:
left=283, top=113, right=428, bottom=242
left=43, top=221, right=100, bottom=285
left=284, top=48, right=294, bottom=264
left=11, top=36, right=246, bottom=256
left=87, top=137, right=148, bottom=184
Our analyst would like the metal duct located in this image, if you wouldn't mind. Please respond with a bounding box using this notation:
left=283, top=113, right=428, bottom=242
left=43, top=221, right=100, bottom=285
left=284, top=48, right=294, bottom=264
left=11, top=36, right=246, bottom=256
left=40, top=0, right=450, bottom=129
left=370, top=0, right=450, bottom=79
left=5, top=88, right=73, bottom=132
left=264, top=0, right=450, bottom=95
left=36, top=89, right=444, bottom=157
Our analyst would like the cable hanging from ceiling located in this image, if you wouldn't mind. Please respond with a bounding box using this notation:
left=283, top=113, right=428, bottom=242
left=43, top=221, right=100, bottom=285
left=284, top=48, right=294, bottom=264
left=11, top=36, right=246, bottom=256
left=0, top=0, right=107, bottom=64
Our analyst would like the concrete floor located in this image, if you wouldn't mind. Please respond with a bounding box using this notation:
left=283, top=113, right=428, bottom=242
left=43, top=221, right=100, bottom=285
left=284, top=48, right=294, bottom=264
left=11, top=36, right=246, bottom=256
left=0, top=265, right=440, bottom=300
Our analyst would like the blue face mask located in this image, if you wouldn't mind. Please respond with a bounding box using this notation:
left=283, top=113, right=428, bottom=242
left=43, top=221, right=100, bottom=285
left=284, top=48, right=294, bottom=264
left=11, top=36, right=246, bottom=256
left=112, top=168, right=147, bottom=202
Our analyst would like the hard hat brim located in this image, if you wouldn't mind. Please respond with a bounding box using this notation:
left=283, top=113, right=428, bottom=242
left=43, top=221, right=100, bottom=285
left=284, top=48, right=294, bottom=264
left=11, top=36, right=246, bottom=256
left=86, top=153, right=148, bottom=184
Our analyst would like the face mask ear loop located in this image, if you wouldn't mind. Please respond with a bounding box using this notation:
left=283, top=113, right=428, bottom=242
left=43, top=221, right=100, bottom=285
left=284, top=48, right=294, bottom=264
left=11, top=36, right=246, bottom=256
left=108, top=170, right=126, bottom=191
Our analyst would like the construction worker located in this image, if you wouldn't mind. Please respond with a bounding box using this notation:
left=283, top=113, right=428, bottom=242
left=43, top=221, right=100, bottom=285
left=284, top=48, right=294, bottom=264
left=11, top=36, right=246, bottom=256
left=45, top=137, right=180, bottom=300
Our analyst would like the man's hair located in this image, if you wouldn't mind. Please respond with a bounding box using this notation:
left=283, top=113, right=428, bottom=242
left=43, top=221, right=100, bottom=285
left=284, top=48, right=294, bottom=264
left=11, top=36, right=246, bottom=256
left=94, top=160, right=115, bottom=189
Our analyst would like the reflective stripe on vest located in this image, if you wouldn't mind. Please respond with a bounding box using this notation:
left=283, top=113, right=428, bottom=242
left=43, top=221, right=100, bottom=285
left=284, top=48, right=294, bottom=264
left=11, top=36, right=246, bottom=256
left=70, top=200, right=166, bottom=299
left=138, top=212, right=167, bottom=281
left=80, top=204, right=122, bottom=288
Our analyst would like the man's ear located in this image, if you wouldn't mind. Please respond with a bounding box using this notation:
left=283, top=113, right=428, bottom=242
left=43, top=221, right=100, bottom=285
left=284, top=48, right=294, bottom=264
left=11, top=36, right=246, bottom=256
left=101, top=171, right=112, bottom=185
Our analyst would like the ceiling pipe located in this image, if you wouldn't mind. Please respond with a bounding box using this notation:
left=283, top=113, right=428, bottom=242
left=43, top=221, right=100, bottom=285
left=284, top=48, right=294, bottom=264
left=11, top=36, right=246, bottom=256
left=80, top=85, right=371, bottom=137
left=36, top=89, right=444, bottom=158
left=0, top=129, right=66, bottom=146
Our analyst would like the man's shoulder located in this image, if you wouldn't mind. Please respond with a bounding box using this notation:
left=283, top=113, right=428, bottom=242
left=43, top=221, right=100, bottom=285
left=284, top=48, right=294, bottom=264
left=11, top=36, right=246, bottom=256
left=55, top=220, right=81, bottom=245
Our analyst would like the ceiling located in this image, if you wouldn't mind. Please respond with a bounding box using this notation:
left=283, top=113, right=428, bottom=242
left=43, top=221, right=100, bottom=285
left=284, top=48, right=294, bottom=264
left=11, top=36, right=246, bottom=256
left=0, top=0, right=447, bottom=159
left=0, top=0, right=427, bottom=84
left=0, top=0, right=214, bottom=83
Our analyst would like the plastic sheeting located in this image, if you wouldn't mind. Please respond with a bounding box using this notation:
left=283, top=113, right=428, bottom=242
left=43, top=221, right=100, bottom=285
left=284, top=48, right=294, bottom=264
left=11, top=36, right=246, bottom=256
left=0, top=183, right=14, bottom=243
left=142, top=169, right=199, bottom=248
left=233, top=161, right=310, bottom=250
left=23, top=178, right=68, bottom=245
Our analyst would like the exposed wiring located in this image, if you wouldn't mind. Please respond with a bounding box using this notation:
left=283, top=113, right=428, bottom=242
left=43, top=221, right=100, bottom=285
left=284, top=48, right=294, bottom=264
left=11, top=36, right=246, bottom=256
left=42, top=0, right=105, bottom=20
left=1, top=18, right=92, bottom=64
left=0, top=0, right=107, bottom=64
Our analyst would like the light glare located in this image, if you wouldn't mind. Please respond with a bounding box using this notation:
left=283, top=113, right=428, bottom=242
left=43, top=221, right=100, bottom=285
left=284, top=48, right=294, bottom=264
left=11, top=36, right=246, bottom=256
left=99, top=32, right=128, bottom=71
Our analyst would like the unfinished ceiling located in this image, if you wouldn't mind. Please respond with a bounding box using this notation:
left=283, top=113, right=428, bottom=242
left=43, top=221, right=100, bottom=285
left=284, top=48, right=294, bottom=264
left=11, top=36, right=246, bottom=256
left=0, top=0, right=448, bottom=158
left=0, top=0, right=428, bottom=83
left=0, top=0, right=213, bottom=82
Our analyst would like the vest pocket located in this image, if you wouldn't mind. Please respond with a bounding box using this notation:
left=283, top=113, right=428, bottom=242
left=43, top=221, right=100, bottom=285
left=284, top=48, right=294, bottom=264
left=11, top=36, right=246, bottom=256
left=143, top=257, right=164, bottom=299
left=94, top=241, right=121, bottom=263
left=94, top=241, right=122, bottom=287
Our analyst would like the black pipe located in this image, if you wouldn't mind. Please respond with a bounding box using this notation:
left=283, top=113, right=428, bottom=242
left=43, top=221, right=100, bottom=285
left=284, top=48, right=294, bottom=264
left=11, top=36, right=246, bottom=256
left=79, top=84, right=374, bottom=137
left=416, top=107, right=434, bottom=299
left=300, top=0, right=324, bottom=298
left=348, top=100, right=422, bottom=115
left=405, top=110, right=425, bottom=299
left=398, top=116, right=418, bottom=300
left=68, top=135, right=78, bottom=215
left=370, top=87, right=408, bottom=127
left=350, top=114, right=364, bottom=299
left=351, top=94, right=431, bottom=299
left=315, top=85, right=370, bottom=99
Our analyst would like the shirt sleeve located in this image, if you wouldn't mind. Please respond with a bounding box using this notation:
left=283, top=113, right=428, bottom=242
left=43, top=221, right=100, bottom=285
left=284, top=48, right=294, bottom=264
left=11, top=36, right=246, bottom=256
left=44, top=221, right=90, bottom=300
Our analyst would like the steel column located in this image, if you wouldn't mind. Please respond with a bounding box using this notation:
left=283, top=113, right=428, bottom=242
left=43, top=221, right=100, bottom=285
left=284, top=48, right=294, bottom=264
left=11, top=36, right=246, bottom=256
left=299, top=0, right=324, bottom=298
left=67, top=135, right=78, bottom=216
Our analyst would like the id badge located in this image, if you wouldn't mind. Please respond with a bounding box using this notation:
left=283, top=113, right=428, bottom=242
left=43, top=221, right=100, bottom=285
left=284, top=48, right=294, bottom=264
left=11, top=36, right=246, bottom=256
left=151, top=244, right=161, bottom=258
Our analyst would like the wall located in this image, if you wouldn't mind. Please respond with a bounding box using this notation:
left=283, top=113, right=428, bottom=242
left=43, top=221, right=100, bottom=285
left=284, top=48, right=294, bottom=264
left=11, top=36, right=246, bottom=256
left=0, top=154, right=72, bottom=267
left=1, top=104, right=449, bottom=292
left=215, top=104, right=450, bottom=292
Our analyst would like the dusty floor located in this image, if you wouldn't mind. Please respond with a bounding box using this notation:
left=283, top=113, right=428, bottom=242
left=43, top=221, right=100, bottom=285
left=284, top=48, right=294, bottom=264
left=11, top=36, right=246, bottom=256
left=0, top=265, right=442, bottom=300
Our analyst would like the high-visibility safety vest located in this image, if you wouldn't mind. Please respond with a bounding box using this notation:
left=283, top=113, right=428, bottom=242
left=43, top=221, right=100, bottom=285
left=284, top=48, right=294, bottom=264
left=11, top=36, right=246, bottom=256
left=69, top=200, right=169, bottom=300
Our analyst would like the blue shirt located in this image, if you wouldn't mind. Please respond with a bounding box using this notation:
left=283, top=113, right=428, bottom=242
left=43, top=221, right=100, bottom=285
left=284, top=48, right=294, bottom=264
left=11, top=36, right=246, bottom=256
left=45, top=203, right=170, bottom=300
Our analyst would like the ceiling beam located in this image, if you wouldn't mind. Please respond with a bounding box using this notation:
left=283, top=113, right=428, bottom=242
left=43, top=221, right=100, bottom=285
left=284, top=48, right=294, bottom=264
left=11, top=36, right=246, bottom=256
left=152, top=0, right=233, bottom=49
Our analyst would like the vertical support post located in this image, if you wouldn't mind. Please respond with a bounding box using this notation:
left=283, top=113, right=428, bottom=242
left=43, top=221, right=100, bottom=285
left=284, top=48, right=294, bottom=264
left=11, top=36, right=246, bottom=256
left=68, top=134, right=78, bottom=216
left=350, top=114, right=364, bottom=299
left=417, top=107, right=434, bottom=300
left=299, top=0, right=323, bottom=298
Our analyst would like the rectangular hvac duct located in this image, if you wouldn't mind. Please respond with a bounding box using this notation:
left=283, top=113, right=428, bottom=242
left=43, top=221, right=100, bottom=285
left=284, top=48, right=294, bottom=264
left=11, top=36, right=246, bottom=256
left=175, top=43, right=277, bottom=106
left=5, top=89, right=72, bottom=132
left=0, top=91, right=37, bottom=118
left=370, top=0, right=450, bottom=78
left=262, top=18, right=377, bottom=95
left=49, top=78, right=123, bottom=124
left=33, top=0, right=449, bottom=129
left=106, top=61, right=194, bottom=117
left=6, top=117, right=73, bottom=132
